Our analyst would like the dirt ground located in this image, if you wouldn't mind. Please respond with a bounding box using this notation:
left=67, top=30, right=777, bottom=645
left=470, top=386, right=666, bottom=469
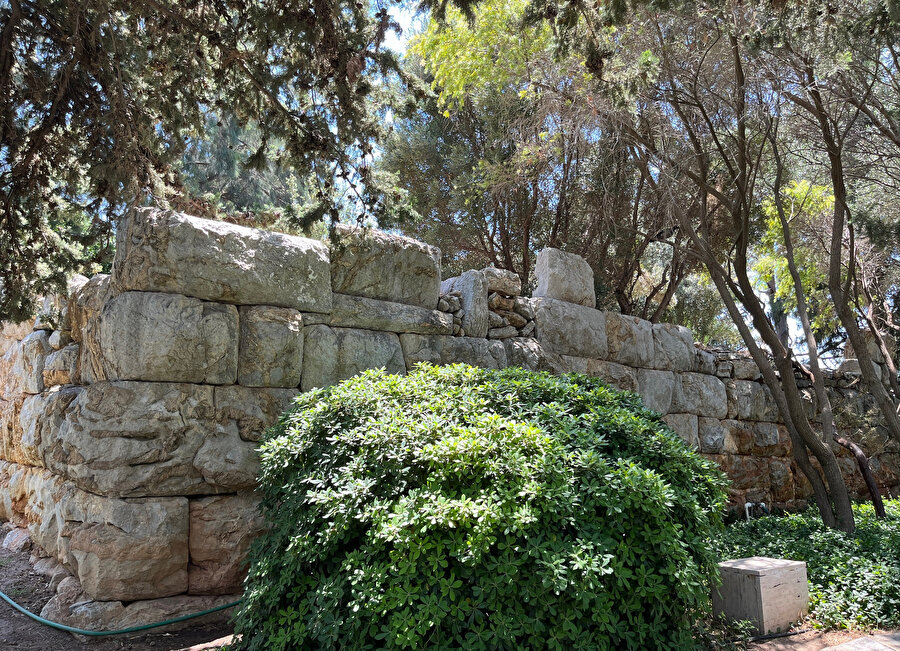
left=751, top=628, right=893, bottom=650
left=0, top=547, right=233, bottom=651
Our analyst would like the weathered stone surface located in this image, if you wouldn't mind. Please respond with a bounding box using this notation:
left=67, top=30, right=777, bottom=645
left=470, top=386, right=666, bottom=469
left=726, top=380, right=768, bottom=421
left=41, top=382, right=214, bottom=497
left=329, top=293, right=452, bottom=336
left=331, top=223, right=440, bottom=309
left=720, top=419, right=755, bottom=455
left=488, top=293, right=516, bottom=311
left=605, top=312, right=654, bottom=368
left=483, top=268, right=521, bottom=296
left=0, top=321, right=32, bottom=358
left=69, top=274, right=113, bottom=385
left=189, top=494, right=266, bottom=595
left=488, top=311, right=506, bottom=329
left=442, top=271, right=489, bottom=338
left=13, top=331, right=50, bottom=394
left=192, top=431, right=259, bottom=491
left=99, top=292, right=238, bottom=385
left=497, top=310, right=527, bottom=329
left=214, top=385, right=297, bottom=443
left=693, top=348, right=717, bottom=375
left=302, top=325, right=405, bottom=391
left=585, top=359, right=639, bottom=392
left=62, top=491, right=189, bottom=600
left=699, top=418, right=727, bottom=454
left=732, top=357, right=762, bottom=380
left=770, top=459, right=794, bottom=502
left=488, top=325, right=518, bottom=340
left=651, top=323, right=694, bottom=372
left=238, top=306, right=304, bottom=388
left=637, top=369, right=677, bottom=413
left=663, top=413, right=700, bottom=449
left=47, top=330, right=71, bottom=351
left=673, top=372, right=727, bottom=418
left=42, top=344, right=79, bottom=387
left=716, top=361, right=734, bottom=378
left=401, top=334, right=507, bottom=370
left=532, top=298, right=607, bottom=359
left=752, top=423, right=791, bottom=457
left=513, top=297, right=534, bottom=320
left=21, top=389, right=77, bottom=468
left=113, top=207, right=332, bottom=313
left=533, top=248, right=595, bottom=307
left=2, top=526, right=31, bottom=552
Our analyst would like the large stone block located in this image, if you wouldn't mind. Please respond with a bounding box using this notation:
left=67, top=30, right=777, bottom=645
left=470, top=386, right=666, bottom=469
left=533, top=248, right=595, bottom=307
left=302, top=325, right=405, bottom=391
left=214, top=385, right=297, bottom=443
left=238, top=306, right=304, bottom=388
left=21, top=389, right=78, bottom=468
left=331, top=224, right=440, bottom=309
left=189, top=494, right=266, bottom=595
left=605, top=312, right=654, bottom=368
left=532, top=298, right=607, bottom=359
left=663, top=413, right=700, bottom=449
left=726, top=380, right=768, bottom=421
left=651, top=323, right=694, bottom=372
left=585, top=359, right=639, bottom=392
left=99, top=292, right=239, bottom=385
left=673, top=372, right=727, bottom=418
left=13, top=331, right=51, bottom=394
left=401, top=334, right=507, bottom=370
left=69, top=274, right=113, bottom=385
left=441, top=270, right=489, bottom=338
left=42, top=344, right=79, bottom=387
left=637, top=369, right=677, bottom=413
left=329, top=293, right=452, bottom=336
left=41, top=382, right=215, bottom=497
left=113, top=208, right=332, bottom=313
left=482, top=268, right=521, bottom=296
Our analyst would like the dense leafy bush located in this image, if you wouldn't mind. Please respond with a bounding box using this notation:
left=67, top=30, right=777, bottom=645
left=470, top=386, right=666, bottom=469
left=716, top=501, right=900, bottom=629
left=232, top=364, right=728, bottom=650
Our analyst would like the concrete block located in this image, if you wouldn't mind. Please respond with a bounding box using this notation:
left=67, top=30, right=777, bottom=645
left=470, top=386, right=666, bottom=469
left=712, top=557, right=808, bottom=635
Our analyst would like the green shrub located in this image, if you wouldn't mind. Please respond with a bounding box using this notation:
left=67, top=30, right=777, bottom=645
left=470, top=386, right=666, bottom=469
left=232, top=364, right=728, bottom=650
left=715, top=501, right=900, bottom=629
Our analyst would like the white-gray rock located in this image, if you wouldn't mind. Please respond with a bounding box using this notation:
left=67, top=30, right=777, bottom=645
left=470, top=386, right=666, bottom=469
left=693, top=348, right=717, bottom=375
left=698, top=417, right=727, bottom=454
left=732, top=357, right=762, bottom=380
left=301, top=325, right=405, bottom=391
left=13, top=331, right=51, bottom=394
left=99, top=292, right=239, bottom=385
left=113, top=208, right=332, bottom=313
left=47, top=330, right=71, bottom=351
left=672, top=372, right=727, bottom=418
left=69, top=274, right=113, bottom=385
left=482, top=268, right=522, bottom=296
left=442, top=271, right=489, bottom=338
left=42, top=344, right=79, bottom=387
left=637, top=369, right=677, bottom=413
left=331, top=224, right=441, bottom=309
left=651, top=323, right=695, bottom=372
left=329, top=293, right=453, bottom=336
left=585, top=359, right=640, bottom=392
left=726, top=379, right=768, bottom=421
left=213, top=385, right=297, bottom=443
left=401, top=334, right=507, bottom=370
left=532, top=297, right=607, bottom=359
left=238, top=306, right=303, bottom=388
left=533, top=248, right=595, bottom=307
left=488, top=325, right=518, bottom=340
left=605, top=312, right=654, bottom=368
left=663, top=413, right=700, bottom=450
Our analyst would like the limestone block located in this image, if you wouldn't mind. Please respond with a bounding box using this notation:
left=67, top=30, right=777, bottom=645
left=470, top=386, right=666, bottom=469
left=331, top=223, right=440, bottom=309
left=21, top=389, right=78, bottom=467
left=502, top=338, right=577, bottom=375
left=605, top=312, right=654, bottom=367
left=673, top=372, right=727, bottom=418
left=752, top=423, right=791, bottom=457
left=99, top=292, right=239, bottom=385
left=238, top=306, right=304, bottom=388
left=513, top=297, right=534, bottom=320
left=585, top=359, right=639, bottom=392
left=770, top=459, right=794, bottom=502
left=699, top=418, right=727, bottom=454
left=69, top=274, right=113, bottom=385
left=61, top=490, right=189, bottom=601
left=726, top=380, right=768, bottom=421
left=482, top=268, right=521, bottom=296
left=732, top=358, right=762, bottom=381
left=42, top=344, right=79, bottom=387
left=533, top=248, right=595, bottom=307
left=329, top=293, right=452, bottom=336
left=720, top=420, right=755, bottom=455
left=192, top=431, right=259, bottom=491
left=401, top=334, right=507, bottom=370
left=488, top=325, right=518, bottom=340
left=532, top=297, right=607, bottom=359
left=719, top=455, right=769, bottom=491
left=716, top=361, right=734, bottom=378
left=47, top=329, right=71, bottom=351
left=0, top=462, right=65, bottom=554
left=0, top=321, right=32, bottom=358
left=651, top=323, right=694, bottom=372
left=214, top=385, right=297, bottom=443
left=693, top=348, right=717, bottom=375
left=13, top=331, right=50, bottom=394
left=637, top=369, right=677, bottom=414
left=441, top=270, right=489, bottom=338
left=712, top=558, right=808, bottom=635
left=113, top=207, right=332, bottom=313
left=0, top=396, right=26, bottom=464
left=41, top=382, right=215, bottom=497
left=302, top=325, right=405, bottom=391
left=663, top=413, right=700, bottom=450
left=189, top=494, right=266, bottom=595
left=497, top=310, right=527, bottom=329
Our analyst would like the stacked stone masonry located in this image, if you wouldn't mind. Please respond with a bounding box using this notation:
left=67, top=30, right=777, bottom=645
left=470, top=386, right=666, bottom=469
left=1, top=208, right=897, bottom=630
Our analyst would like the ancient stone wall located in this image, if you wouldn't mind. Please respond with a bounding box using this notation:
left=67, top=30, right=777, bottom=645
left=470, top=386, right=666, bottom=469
left=0, top=207, right=897, bottom=629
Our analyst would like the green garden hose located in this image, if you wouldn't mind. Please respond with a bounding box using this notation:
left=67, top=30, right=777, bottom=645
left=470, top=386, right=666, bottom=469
left=0, top=587, right=241, bottom=637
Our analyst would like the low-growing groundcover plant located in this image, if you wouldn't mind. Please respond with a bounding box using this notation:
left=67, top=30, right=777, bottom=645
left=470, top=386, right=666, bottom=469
left=716, top=501, right=900, bottom=629
left=231, top=364, right=729, bottom=650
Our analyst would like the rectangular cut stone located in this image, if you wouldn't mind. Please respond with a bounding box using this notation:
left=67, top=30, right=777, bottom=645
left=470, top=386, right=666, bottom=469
left=673, top=372, right=728, bottom=418
left=401, top=334, right=507, bottom=370
left=214, top=385, right=297, bottom=443
left=113, top=208, right=332, bottom=313
left=14, top=331, right=51, bottom=394
left=605, top=312, right=654, bottom=368
left=482, top=268, right=521, bottom=296
left=238, top=306, right=304, bottom=388
left=501, top=338, right=573, bottom=375
left=585, top=359, right=639, bottom=392
left=651, top=323, right=695, bottom=372
left=663, top=413, right=700, bottom=450
left=331, top=224, right=441, bottom=309
left=637, top=368, right=677, bottom=413
left=532, top=297, right=607, bottom=359
left=69, top=274, right=113, bottom=385
left=99, top=292, right=238, bottom=385
left=302, top=325, right=405, bottom=391
left=329, top=293, right=453, bottom=336
left=712, top=557, right=808, bottom=635
left=440, top=270, right=488, bottom=338
left=533, top=248, right=595, bottom=307
left=188, top=493, right=266, bottom=595
left=726, top=380, right=769, bottom=421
